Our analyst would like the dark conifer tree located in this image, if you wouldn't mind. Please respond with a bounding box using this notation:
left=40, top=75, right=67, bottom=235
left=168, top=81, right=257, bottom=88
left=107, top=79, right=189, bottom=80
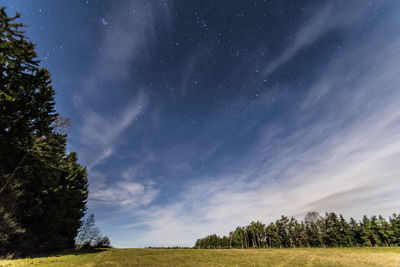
left=0, top=8, right=88, bottom=254
left=378, top=215, right=394, bottom=246
left=339, top=214, right=353, bottom=247
left=323, top=212, right=341, bottom=247
left=390, top=214, right=400, bottom=246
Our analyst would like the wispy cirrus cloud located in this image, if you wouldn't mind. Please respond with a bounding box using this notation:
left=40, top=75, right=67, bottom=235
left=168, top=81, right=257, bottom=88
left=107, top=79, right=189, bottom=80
left=79, top=91, right=147, bottom=170
left=90, top=180, right=159, bottom=207
left=79, top=91, right=152, bottom=212
left=74, top=0, right=174, bottom=167
left=75, top=1, right=176, bottom=213
left=264, top=2, right=369, bottom=76
left=83, top=1, right=174, bottom=92
left=75, top=0, right=176, bottom=166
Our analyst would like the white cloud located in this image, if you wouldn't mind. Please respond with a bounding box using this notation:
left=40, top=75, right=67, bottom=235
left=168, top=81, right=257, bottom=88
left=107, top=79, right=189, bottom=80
left=80, top=91, right=147, bottom=170
left=121, top=150, right=155, bottom=180
left=90, top=180, right=159, bottom=207
left=83, top=1, right=174, bottom=92
left=264, top=2, right=369, bottom=76
left=73, top=0, right=173, bottom=169
left=72, top=1, right=173, bottom=215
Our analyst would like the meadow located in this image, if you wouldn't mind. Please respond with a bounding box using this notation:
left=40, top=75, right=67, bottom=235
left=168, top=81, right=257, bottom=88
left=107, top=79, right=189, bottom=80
left=1, top=247, right=400, bottom=266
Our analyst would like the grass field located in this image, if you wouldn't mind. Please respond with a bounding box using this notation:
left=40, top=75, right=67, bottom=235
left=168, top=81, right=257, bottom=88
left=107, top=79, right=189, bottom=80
left=1, top=247, right=400, bottom=266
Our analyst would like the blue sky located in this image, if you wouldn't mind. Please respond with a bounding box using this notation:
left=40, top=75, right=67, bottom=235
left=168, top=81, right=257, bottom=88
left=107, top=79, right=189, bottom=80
left=4, top=0, right=400, bottom=248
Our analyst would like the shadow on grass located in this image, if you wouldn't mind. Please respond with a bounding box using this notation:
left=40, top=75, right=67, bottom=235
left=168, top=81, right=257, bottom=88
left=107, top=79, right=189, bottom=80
left=4, top=248, right=108, bottom=260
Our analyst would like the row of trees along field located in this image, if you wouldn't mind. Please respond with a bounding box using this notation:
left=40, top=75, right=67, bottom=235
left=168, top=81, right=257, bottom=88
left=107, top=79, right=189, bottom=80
left=195, top=212, right=400, bottom=249
left=0, top=8, right=89, bottom=255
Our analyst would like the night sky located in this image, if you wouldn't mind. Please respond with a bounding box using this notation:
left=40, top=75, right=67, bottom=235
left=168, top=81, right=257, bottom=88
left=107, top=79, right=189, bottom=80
left=4, top=0, right=400, bottom=248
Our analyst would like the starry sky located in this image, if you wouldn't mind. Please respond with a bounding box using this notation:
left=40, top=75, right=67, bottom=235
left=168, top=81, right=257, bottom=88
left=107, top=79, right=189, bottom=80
left=4, top=0, right=400, bottom=248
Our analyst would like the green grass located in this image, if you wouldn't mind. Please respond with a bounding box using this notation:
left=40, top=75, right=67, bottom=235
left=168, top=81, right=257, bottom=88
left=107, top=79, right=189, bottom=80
left=1, top=247, right=400, bottom=266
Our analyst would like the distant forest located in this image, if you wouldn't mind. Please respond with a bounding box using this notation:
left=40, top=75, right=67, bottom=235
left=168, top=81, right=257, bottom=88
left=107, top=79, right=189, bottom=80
left=195, top=212, right=400, bottom=249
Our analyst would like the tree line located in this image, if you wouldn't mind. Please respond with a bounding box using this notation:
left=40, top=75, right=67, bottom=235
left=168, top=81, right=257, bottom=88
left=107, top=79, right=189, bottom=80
left=0, top=7, right=90, bottom=255
left=195, top=212, right=400, bottom=249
